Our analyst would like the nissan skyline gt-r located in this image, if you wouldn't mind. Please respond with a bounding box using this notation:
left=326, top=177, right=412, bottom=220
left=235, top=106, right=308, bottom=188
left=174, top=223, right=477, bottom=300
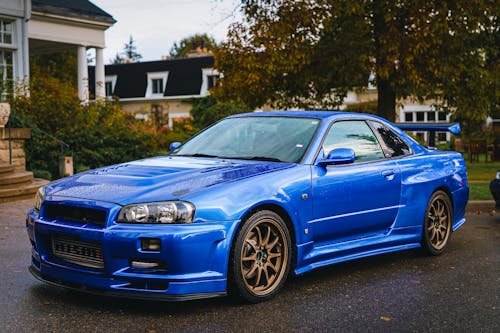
left=26, top=111, right=469, bottom=303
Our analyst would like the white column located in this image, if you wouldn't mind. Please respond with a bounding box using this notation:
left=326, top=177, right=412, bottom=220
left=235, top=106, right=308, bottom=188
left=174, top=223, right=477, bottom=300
left=23, top=0, right=31, bottom=84
left=77, top=46, right=89, bottom=102
left=95, top=47, right=105, bottom=99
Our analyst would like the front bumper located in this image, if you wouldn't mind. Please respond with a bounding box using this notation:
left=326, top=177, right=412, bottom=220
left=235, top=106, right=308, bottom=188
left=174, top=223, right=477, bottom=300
left=27, top=200, right=239, bottom=301
left=28, top=265, right=226, bottom=301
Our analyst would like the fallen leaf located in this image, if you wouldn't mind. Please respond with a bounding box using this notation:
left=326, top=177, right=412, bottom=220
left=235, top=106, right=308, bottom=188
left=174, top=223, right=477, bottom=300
left=42, top=301, right=50, bottom=305
left=411, top=279, right=421, bottom=284
left=380, top=316, right=395, bottom=322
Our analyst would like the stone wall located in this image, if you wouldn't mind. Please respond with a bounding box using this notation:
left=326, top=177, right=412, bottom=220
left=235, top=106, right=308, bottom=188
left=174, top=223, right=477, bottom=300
left=0, top=128, right=30, bottom=171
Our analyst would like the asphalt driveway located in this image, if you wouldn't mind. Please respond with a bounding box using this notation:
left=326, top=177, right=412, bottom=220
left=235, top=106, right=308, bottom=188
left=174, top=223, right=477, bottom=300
left=1, top=199, right=498, bottom=332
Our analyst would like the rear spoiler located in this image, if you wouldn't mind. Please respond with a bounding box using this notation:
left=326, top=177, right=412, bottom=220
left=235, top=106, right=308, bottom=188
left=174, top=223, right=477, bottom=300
left=395, top=123, right=461, bottom=135
left=395, top=122, right=461, bottom=146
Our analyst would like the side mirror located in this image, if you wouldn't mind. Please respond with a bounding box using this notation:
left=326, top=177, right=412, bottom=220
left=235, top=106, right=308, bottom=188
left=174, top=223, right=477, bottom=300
left=169, top=142, right=181, bottom=152
left=317, top=148, right=355, bottom=166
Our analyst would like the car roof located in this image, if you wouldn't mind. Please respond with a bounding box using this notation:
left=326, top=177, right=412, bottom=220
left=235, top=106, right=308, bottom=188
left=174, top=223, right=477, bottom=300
left=229, top=110, right=373, bottom=121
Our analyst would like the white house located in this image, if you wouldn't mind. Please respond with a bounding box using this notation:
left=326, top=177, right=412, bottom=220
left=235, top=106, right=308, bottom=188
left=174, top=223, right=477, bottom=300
left=89, top=55, right=220, bottom=128
left=0, top=0, right=115, bottom=101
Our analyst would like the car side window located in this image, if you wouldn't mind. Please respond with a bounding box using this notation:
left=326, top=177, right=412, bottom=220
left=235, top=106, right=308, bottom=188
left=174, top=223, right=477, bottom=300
left=369, top=121, right=411, bottom=158
left=323, top=120, right=385, bottom=162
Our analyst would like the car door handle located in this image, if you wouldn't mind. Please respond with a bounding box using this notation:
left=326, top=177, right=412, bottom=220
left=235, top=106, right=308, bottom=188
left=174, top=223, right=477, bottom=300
left=381, top=170, right=396, bottom=180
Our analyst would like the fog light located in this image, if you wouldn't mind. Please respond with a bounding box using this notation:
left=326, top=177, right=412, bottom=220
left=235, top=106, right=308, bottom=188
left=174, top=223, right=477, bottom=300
left=131, top=260, right=161, bottom=269
left=141, top=238, right=161, bottom=251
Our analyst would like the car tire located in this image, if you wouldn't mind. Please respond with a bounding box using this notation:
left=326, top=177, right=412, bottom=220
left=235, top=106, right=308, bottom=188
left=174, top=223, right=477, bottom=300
left=422, top=191, right=453, bottom=256
left=229, top=210, right=292, bottom=303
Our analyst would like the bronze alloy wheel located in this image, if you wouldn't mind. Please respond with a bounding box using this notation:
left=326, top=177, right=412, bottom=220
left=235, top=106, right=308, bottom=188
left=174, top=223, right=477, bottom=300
left=422, top=191, right=452, bottom=255
left=231, top=210, right=291, bottom=302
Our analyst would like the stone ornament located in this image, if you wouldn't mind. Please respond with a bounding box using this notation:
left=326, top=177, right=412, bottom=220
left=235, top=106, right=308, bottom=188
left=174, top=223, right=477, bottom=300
left=0, top=103, right=10, bottom=128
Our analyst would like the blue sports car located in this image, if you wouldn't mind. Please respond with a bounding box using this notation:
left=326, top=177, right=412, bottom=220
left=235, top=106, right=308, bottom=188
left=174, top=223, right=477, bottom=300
left=27, top=111, right=469, bottom=303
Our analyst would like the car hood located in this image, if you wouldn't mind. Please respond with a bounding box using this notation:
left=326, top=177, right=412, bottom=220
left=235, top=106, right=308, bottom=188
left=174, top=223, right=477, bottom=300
left=46, top=156, right=294, bottom=205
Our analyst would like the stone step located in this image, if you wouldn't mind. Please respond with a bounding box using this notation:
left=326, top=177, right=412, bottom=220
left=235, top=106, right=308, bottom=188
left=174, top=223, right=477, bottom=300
left=0, top=178, right=48, bottom=203
left=0, top=171, right=34, bottom=186
left=0, top=163, right=14, bottom=174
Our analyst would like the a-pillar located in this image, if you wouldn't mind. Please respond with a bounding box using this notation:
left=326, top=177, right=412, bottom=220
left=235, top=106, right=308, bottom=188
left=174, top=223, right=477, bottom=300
left=77, top=46, right=89, bottom=102
left=95, top=47, right=105, bottom=99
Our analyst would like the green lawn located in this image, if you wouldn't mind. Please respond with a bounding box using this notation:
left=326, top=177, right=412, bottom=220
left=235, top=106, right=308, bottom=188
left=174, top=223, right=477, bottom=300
left=469, top=182, right=492, bottom=201
left=464, top=160, right=496, bottom=200
left=465, top=160, right=500, bottom=181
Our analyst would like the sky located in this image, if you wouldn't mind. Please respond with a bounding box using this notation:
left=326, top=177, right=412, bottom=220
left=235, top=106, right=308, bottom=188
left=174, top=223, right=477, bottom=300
left=91, top=0, right=241, bottom=63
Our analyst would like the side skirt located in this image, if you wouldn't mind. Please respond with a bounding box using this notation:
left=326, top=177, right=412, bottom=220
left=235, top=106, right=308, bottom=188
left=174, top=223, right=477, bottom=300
left=294, top=242, right=421, bottom=276
left=294, top=226, right=421, bottom=276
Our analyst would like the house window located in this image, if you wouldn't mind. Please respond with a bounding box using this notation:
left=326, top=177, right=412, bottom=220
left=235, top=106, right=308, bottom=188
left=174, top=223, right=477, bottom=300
left=0, top=50, right=13, bottom=98
left=104, top=75, right=117, bottom=98
left=427, top=111, right=436, bottom=121
left=152, top=78, right=164, bottom=94
left=146, top=72, right=168, bottom=98
left=0, top=19, right=13, bottom=45
left=207, top=75, right=219, bottom=89
left=201, top=68, right=220, bottom=95
left=405, top=113, right=413, bottom=122
left=438, top=112, right=447, bottom=121
left=437, top=132, right=447, bottom=142
left=416, top=112, right=425, bottom=122
left=105, top=81, right=113, bottom=96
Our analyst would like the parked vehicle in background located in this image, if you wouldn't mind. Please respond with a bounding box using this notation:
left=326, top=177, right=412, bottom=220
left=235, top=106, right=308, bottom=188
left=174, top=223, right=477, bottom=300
left=490, top=171, right=500, bottom=207
left=26, top=111, right=469, bottom=303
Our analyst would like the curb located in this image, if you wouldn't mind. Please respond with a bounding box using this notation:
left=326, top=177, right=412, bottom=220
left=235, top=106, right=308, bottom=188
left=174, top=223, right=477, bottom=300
left=466, top=200, right=496, bottom=213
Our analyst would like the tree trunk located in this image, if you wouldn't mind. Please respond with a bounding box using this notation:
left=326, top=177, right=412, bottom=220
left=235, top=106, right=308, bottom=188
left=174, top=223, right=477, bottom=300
left=377, top=77, right=396, bottom=122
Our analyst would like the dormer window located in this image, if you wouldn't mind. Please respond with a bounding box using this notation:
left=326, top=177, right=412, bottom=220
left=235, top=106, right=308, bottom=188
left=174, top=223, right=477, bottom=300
left=207, top=75, right=218, bottom=89
left=104, top=75, right=117, bottom=98
left=152, top=78, right=164, bottom=94
left=146, top=71, right=168, bottom=98
left=105, top=81, right=113, bottom=96
left=201, top=68, right=220, bottom=96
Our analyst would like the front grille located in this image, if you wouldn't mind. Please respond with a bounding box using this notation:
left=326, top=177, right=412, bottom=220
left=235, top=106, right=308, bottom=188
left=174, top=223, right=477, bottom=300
left=43, top=204, right=107, bottom=227
left=51, top=235, right=104, bottom=269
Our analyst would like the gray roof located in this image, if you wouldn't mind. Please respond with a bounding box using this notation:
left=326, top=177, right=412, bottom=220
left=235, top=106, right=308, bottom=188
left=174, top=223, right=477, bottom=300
left=32, top=0, right=116, bottom=24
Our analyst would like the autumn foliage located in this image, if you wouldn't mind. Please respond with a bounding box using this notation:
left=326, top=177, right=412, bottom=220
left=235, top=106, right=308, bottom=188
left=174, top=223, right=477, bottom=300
left=216, top=0, right=498, bottom=122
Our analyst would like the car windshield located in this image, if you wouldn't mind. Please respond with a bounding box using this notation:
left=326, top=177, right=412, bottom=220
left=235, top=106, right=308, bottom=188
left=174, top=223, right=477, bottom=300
left=172, top=116, right=320, bottom=163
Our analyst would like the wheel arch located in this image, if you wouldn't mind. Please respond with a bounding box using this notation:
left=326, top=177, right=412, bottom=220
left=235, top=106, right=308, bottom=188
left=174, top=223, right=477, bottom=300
left=421, top=186, right=454, bottom=255
left=433, top=186, right=454, bottom=214
left=227, top=203, right=297, bottom=301
left=238, top=203, right=298, bottom=269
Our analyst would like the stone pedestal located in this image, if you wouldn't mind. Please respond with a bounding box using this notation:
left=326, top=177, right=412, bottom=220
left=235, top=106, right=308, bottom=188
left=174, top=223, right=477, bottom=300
left=0, top=128, right=31, bottom=171
left=0, top=103, right=10, bottom=127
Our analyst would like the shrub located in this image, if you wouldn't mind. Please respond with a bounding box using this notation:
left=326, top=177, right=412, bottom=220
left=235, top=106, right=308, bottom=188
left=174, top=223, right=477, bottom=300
left=9, top=75, right=163, bottom=179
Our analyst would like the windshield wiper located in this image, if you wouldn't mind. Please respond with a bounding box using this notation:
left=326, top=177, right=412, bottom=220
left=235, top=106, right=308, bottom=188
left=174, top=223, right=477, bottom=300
left=174, top=153, right=220, bottom=158
left=225, top=156, right=284, bottom=162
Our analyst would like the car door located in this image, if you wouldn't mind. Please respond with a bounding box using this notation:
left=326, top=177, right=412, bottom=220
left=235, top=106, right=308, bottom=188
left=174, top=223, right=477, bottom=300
left=310, top=120, right=402, bottom=245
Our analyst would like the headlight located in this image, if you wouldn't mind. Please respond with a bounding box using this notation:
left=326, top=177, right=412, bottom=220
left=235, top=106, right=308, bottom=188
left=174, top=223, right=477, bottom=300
left=117, top=201, right=195, bottom=224
left=496, top=171, right=500, bottom=180
left=34, top=186, right=46, bottom=211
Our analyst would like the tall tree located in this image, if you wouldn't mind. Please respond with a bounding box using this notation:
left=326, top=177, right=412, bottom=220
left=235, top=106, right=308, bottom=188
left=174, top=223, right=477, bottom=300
left=122, top=35, right=142, bottom=62
left=169, top=33, right=218, bottom=58
left=216, top=0, right=498, bottom=122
